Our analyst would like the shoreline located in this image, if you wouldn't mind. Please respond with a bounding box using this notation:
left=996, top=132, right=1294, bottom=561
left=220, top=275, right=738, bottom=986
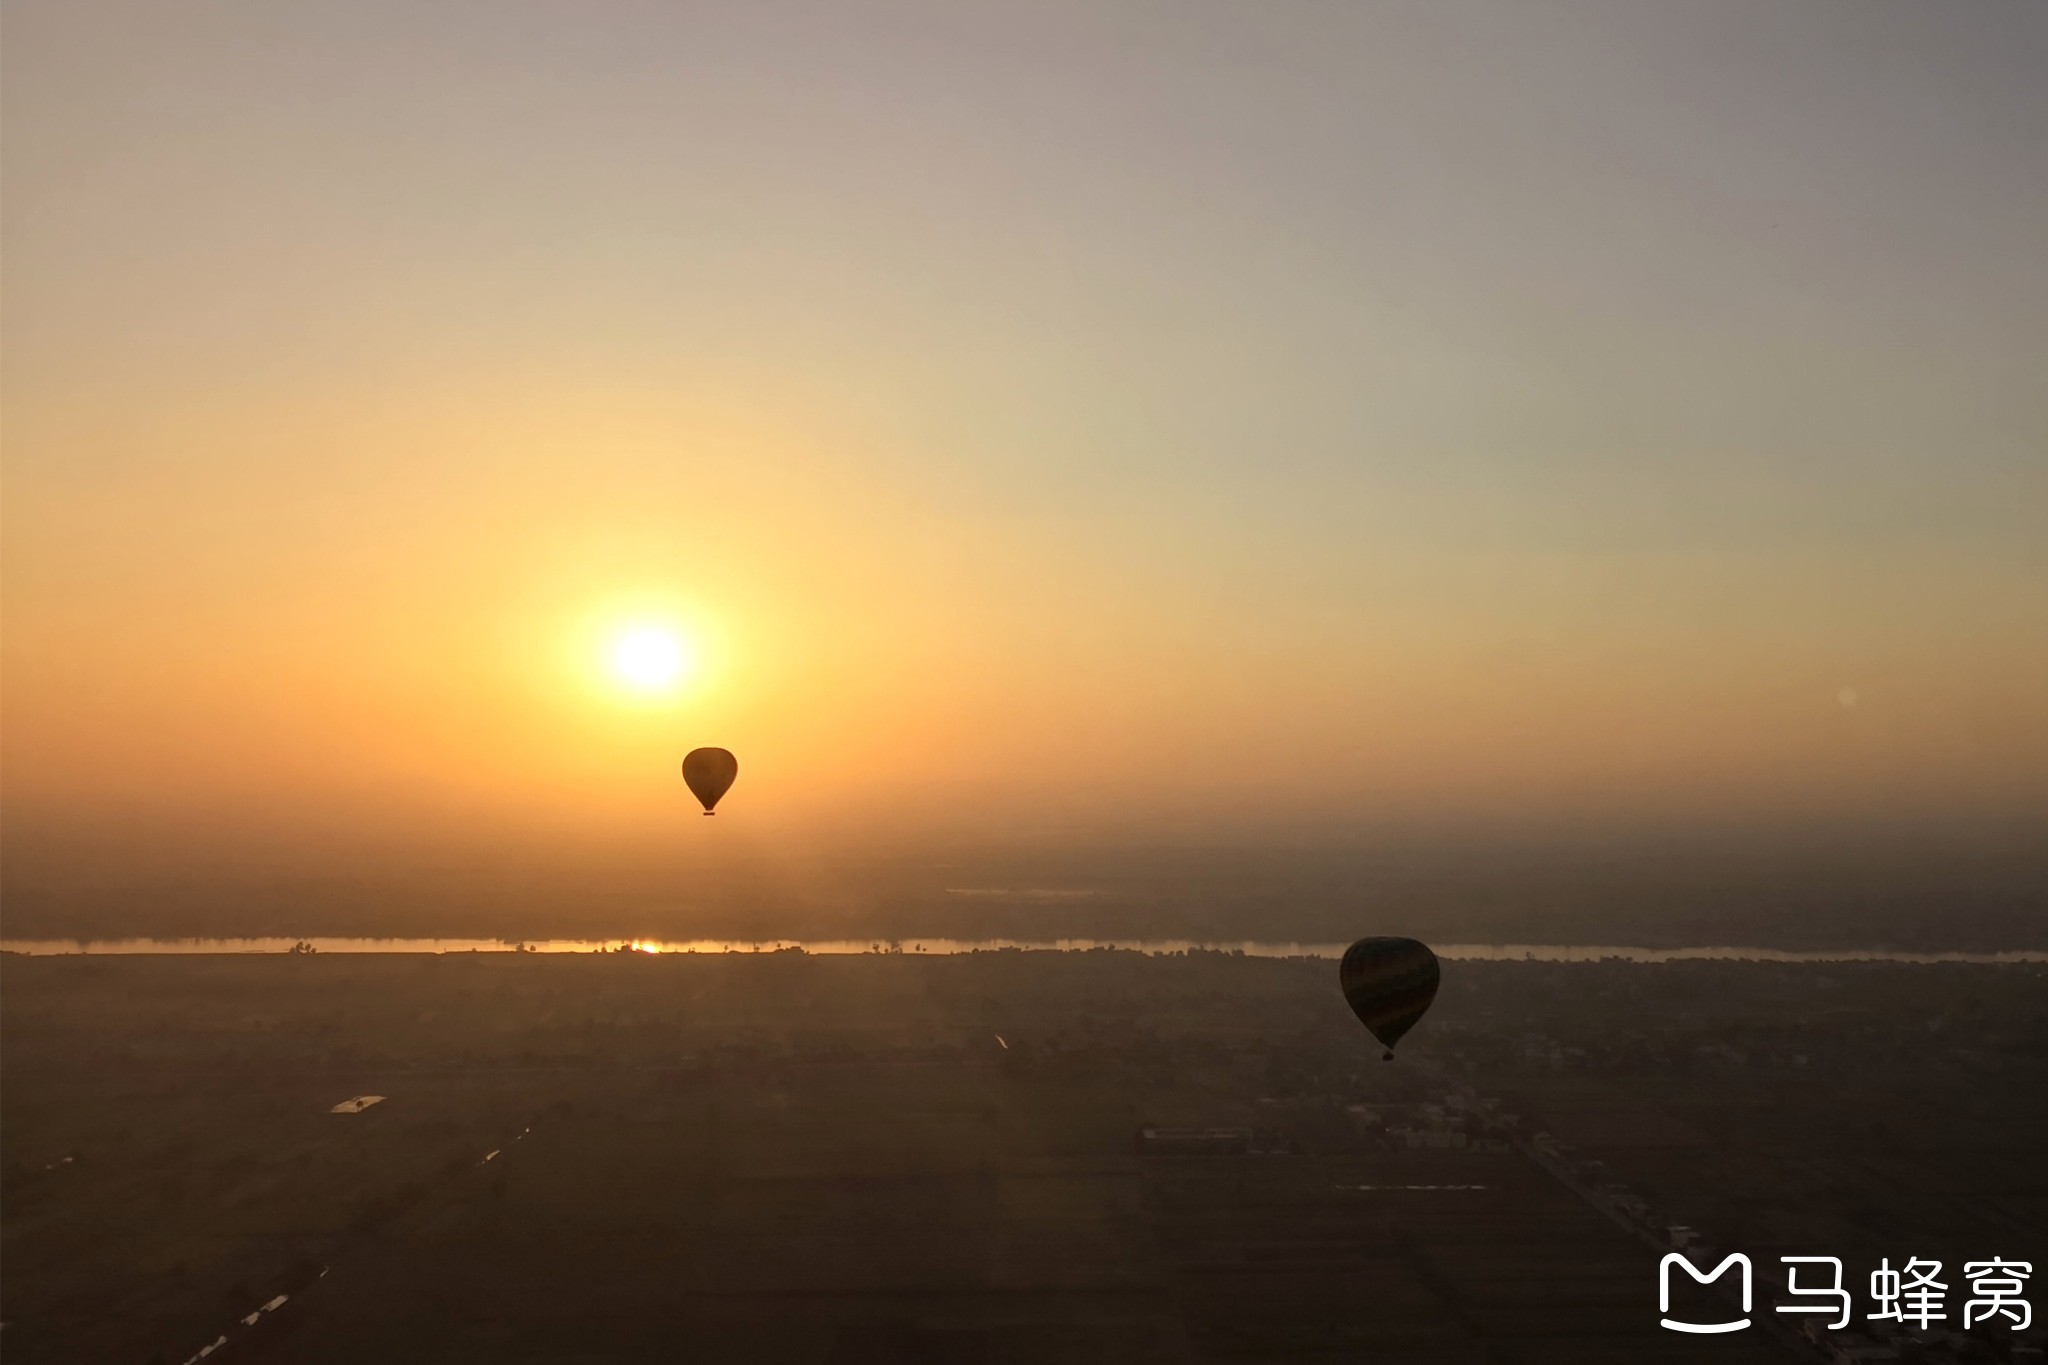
left=5, top=937, right=2046, bottom=964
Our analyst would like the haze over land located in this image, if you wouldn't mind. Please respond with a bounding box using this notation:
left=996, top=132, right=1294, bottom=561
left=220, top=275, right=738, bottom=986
left=4, top=1, right=2046, bottom=945
left=6, top=949, right=2044, bottom=1363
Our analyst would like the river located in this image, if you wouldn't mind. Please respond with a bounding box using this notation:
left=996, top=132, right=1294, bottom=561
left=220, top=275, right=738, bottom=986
left=3, top=937, right=2042, bottom=963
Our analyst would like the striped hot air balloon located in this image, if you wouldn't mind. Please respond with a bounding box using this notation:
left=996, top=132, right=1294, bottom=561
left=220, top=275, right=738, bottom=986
left=1339, top=936, right=1440, bottom=1061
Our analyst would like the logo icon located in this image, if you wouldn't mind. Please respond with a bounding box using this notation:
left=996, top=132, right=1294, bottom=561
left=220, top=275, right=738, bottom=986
left=1660, top=1253, right=1752, bottom=1334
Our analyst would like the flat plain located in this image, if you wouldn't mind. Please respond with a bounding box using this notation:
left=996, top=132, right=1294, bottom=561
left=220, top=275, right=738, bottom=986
left=3, top=950, right=2042, bottom=1363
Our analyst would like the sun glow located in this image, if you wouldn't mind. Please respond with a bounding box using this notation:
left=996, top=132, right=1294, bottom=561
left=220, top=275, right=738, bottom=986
left=610, top=626, right=688, bottom=691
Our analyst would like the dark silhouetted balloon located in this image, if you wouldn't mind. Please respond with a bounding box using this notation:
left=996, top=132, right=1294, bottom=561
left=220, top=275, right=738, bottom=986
left=681, top=748, right=738, bottom=815
left=1340, top=936, right=1440, bottom=1061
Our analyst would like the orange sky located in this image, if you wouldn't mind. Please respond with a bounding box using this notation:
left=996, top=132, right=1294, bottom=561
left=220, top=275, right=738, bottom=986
left=4, top=2, right=2045, bottom=922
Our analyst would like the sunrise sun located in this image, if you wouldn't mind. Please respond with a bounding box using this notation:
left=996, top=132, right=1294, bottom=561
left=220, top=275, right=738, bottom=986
left=610, top=625, right=688, bottom=691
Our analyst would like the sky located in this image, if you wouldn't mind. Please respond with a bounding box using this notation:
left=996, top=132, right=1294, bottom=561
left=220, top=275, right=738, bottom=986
left=4, top=1, right=2045, bottom=932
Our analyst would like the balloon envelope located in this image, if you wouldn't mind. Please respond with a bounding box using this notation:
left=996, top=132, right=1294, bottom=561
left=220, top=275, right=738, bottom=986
left=681, top=748, right=738, bottom=814
left=1339, top=936, right=1440, bottom=1059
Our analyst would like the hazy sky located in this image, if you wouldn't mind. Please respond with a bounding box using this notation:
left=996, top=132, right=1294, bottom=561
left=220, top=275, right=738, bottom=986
left=4, top=1, right=2045, bottom=902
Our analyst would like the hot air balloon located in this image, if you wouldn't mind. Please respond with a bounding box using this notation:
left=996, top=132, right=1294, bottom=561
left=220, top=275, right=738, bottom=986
left=681, top=748, right=738, bottom=815
left=1339, top=936, right=1440, bottom=1061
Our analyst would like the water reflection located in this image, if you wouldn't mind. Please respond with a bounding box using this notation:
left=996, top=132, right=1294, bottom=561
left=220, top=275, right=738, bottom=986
left=2, top=936, right=2042, bottom=964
